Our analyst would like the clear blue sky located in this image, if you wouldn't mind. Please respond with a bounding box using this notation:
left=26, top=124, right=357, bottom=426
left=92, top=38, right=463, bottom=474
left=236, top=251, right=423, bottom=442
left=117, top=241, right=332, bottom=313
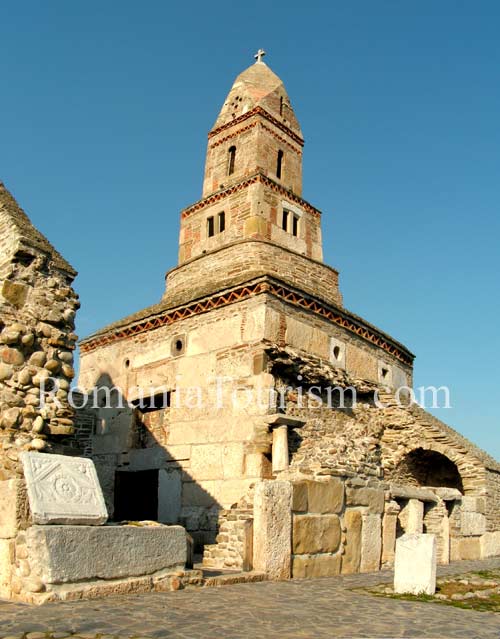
left=1, top=1, right=499, bottom=458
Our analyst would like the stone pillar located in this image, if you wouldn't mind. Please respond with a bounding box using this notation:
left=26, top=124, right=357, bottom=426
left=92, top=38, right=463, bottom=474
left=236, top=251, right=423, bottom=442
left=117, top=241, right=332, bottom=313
left=272, top=426, right=289, bottom=473
left=394, top=533, right=436, bottom=595
left=406, top=499, right=424, bottom=533
left=360, top=513, right=382, bottom=572
left=381, top=500, right=400, bottom=566
left=253, top=480, right=292, bottom=580
left=441, top=513, right=450, bottom=565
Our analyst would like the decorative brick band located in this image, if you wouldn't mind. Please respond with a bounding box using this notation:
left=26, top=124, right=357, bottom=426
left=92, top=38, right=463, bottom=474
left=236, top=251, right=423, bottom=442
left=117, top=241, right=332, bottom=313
left=208, top=106, right=304, bottom=147
left=182, top=173, right=321, bottom=219
left=80, top=278, right=414, bottom=366
left=209, top=120, right=302, bottom=156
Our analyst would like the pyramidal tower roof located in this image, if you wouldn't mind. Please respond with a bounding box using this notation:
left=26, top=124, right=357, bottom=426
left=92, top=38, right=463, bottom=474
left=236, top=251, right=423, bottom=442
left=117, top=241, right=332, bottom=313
left=0, top=181, right=76, bottom=277
left=212, top=51, right=303, bottom=137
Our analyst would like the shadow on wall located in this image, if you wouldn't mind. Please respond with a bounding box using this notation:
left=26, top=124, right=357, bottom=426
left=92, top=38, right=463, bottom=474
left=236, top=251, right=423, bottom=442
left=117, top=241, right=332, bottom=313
left=73, top=372, right=223, bottom=552
left=393, top=448, right=464, bottom=493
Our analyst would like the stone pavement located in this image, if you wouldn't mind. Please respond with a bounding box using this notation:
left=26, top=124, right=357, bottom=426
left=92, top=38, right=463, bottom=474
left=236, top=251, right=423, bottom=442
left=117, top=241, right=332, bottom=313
left=0, top=559, right=499, bottom=639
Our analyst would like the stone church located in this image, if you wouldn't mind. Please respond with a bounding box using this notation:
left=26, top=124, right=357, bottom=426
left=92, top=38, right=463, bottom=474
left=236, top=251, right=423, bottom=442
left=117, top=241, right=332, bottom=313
left=0, top=53, right=499, bottom=598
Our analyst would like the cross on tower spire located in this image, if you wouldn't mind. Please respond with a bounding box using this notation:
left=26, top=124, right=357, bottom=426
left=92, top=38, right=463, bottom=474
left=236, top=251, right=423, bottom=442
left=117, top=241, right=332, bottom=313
left=254, top=48, right=266, bottom=64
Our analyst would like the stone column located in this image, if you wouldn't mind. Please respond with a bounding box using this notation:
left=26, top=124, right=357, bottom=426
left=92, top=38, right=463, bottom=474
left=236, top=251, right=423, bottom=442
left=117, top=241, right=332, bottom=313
left=272, top=425, right=289, bottom=473
left=381, top=500, right=400, bottom=566
left=253, top=480, right=292, bottom=580
left=406, top=499, right=424, bottom=533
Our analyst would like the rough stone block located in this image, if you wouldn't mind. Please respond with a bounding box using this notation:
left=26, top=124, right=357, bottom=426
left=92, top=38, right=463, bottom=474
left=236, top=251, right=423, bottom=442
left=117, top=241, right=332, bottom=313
left=346, top=486, right=384, bottom=514
left=25, top=524, right=187, bottom=584
left=461, top=512, right=486, bottom=536
left=341, top=509, right=362, bottom=574
left=394, top=533, right=436, bottom=595
left=0, top=479, right=31, bottom=538
left=457, top=536, right=481, bottom=560
left=307, top=478, right=344, bottom=514
left=480, top=531, right=500, bottom=558
left=21, top=452, right=108, bottom=525
left=293, top=514, right=341, bottom=555
left=253, top=480, right=292, bottom=580
left=360, top=514, right=381, bottom=572
left=461, top=496, right=485, bottom=514
left=0, top=538, right=14, bottom=597
left=291, top=481, right=308, bottom=512
left=292, top=552, right=341, bottom=578
left=381, top=512, right=398, bottom=566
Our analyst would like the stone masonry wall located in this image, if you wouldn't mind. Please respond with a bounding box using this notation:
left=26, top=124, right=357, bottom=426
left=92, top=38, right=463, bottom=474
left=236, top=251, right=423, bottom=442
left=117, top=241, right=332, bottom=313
left=0, top=183, right=79, bottom=479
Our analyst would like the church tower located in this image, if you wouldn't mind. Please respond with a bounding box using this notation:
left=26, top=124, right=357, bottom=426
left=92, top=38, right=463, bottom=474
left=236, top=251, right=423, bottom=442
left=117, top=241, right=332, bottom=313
left=167, top=50, right=342, bottom=309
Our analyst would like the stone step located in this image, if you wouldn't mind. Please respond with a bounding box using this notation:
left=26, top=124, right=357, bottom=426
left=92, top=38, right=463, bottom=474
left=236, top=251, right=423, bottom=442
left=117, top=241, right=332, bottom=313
left=203, top=571, right=267, bottom=587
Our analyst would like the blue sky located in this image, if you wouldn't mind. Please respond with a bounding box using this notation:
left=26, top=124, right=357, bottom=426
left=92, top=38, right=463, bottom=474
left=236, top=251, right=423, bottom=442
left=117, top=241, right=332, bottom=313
left=1, top=1, right=499, bottom=458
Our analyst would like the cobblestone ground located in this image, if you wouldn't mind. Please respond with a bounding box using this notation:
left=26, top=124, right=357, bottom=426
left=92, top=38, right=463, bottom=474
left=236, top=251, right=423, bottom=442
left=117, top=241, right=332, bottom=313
left=0, top=559, right=498, bottom=639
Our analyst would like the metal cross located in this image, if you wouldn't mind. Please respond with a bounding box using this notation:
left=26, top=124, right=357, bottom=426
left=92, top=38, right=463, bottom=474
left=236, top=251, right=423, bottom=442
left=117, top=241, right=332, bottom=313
left=254, top=48, right=266, bottom=63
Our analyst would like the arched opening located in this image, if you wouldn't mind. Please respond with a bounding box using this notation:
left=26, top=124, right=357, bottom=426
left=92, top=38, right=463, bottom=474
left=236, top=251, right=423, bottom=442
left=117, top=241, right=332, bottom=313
left=393, top=448, right=464, bottom=493
left=228, top=145, right=236, bottom=176
left=276, top=149, right=284, bottom=179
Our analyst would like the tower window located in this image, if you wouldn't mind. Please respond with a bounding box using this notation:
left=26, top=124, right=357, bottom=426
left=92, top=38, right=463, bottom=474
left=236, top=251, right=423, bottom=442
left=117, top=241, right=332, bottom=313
left=218, top=211, right=225, bottom=233
left=282, top=208, right=300, bottom=237
left=276, top=150, right=284, bottom=179
left=279, top=96, right=283, bottom=116
left=228, top=146, right=236, bottom=176
left=282, top=209, right=289, bottom=231
left=207, top=216, right=215, bottom=237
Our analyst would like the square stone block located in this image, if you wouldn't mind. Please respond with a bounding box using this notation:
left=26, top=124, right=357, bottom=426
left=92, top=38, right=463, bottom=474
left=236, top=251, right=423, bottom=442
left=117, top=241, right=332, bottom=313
left=461, top=512, right=486, bottom=536
left=346, top=486, right=384, bottom=514
left=292, top=552, right=341, bottom=578
left=307, top=479, right=344, bottom=514
left=293, top=514, right=341, bottom=555
left=394, top=533, right=436, bottom=595
left=291, top=481, right=308, bottom=512
left=21, top=452, right=108, bottom=525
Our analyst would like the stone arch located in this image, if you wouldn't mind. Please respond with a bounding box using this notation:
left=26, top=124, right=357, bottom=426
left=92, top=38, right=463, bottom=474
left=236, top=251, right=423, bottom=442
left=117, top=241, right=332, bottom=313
left=389, top=441, right=483, bottom=495
left=393, top=447, right=464, bottom=493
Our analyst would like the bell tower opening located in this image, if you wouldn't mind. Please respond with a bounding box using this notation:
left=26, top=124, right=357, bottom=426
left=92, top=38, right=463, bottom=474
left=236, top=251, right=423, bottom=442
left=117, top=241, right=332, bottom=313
left=276, top=150, right=284, bottom=179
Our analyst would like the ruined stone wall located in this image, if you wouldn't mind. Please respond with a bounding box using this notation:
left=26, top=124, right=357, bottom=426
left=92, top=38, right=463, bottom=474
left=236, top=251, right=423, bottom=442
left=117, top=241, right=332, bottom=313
left=485, top=469, right=500, bottom=532
left=0, top=183, right=79, bottom=479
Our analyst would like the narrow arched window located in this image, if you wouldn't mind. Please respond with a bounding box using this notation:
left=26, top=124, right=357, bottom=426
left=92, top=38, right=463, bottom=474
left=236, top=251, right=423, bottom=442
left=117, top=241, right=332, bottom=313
left=228, top=146, right=236, bottom=176
left=279, top=96, right=284, bottom=116
left=276, top=150, right=284, bottom=179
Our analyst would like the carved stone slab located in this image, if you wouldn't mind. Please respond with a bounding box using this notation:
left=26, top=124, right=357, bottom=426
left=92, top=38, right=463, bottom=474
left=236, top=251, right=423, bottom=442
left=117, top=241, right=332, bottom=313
left=21, top=452, right=108, bottom=525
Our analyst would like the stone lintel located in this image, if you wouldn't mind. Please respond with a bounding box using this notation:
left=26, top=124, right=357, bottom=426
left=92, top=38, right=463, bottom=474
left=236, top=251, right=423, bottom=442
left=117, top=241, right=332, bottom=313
left=422, top=486, right=463, bottom=501
left=389, top=484, right=437, bottom=503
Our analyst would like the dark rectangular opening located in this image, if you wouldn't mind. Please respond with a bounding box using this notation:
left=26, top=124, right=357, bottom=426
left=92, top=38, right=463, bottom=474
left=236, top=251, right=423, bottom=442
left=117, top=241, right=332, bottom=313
left=282, top=209, right=289, bottom=231
left=207, top=216, right=215, bottom=237
left=114, top=469, right=159, bottom=522
left=292, top=214, right=299, bottom=237
left=218, top=211, right=225, bottom=233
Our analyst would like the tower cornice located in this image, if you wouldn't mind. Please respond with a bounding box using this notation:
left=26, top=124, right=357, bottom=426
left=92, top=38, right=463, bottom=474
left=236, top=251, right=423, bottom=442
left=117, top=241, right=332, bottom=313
left=208, top=105, right=304, bottom=147
left=182, top=172, right=321, bottom=220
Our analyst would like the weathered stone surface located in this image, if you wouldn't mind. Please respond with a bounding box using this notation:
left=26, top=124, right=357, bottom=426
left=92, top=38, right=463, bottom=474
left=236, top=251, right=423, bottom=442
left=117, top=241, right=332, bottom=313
left=394, top=533, right=436, bottom=595
left=461, top=511, right=486, bottom=536
left=291, top=481, right=308, bottom=512
left=292, top=552, right=341, bottom=578
left=402, top=499, right=424, bottom=534
left=253, top=480, right=292, bottom=580
left=0, top=479, right=31, bottom=538
left=292, top=514, right=341, bottom=555
left=0, top=538, right=14, bottom=597
left=21, top=452, right=108, bottom=525
left=480, top=531, right=500, bottom=558
left=25, top=524, right=187, bottom=584
left=341, top=509, right=362, bottom=574
left=455, top=536, right=481, bottom=561
left=346, top=486, right=384, bottom=514
left=307, top=479, right=344, bottom=514
left=360, top=513, right=381, bottom=572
